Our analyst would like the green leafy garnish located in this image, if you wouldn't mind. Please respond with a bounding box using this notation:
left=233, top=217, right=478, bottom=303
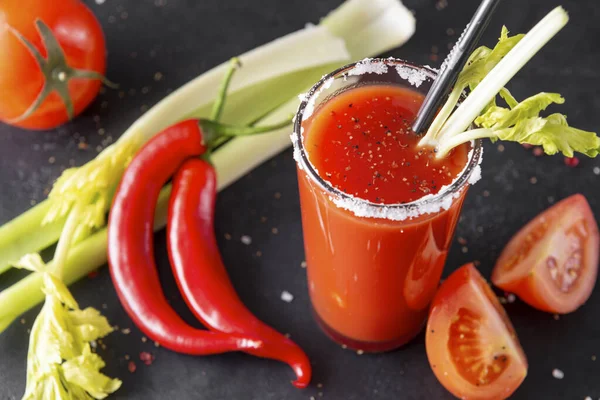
left=15, top=254, right=121, bottom=400
left=422, top=26, right=524, bottom=142
left=419, top=6, right=600, bottom=158
left=43, top=137, right=139, bottom=244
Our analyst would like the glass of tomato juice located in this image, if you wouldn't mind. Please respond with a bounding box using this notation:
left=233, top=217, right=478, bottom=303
left=292, top=58, right=483, bottom=352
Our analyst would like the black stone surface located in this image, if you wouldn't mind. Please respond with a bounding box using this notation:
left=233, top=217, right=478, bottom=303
left=1, top=0, right=600, bottom=399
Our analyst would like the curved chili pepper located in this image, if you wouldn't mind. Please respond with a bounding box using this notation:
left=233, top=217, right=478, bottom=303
left=108, top=119, right=262, bottom=355
left=167, top=158, right=312, bottom=388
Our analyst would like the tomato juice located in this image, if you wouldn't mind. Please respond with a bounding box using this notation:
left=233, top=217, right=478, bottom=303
left=293, top=60, right=482, bottom=352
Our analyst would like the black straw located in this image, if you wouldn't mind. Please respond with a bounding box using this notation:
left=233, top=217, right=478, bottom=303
left=412, top=0, right=502, bottom=134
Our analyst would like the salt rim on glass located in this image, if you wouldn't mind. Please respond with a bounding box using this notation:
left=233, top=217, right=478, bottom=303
left=291, top=57, right=483, bottom=221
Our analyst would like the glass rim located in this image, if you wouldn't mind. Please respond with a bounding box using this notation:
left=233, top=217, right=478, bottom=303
left=293, top=57, right=483, bottom=215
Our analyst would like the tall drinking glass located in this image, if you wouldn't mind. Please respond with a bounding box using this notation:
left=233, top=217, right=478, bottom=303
left=292, top=58, right=482, bottom=352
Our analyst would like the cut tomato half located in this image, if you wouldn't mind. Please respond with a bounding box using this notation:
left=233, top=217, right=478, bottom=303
left=426, top=263, right=527, bottom=400
left=492, top=194, right=599, bottom=314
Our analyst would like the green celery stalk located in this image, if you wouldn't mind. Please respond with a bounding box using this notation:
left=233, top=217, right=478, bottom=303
left=322, top=0, right=415, bottom=59
left=0, top=201, right=65, bottom=275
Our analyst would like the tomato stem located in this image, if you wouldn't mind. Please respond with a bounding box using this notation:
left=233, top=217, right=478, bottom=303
left=7, top=19, right=116, bottom=123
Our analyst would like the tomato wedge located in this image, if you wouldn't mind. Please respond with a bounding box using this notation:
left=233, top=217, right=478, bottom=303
left=426, top=263, right=527, bottom=400
left=492, top=194, right=599, bottom=314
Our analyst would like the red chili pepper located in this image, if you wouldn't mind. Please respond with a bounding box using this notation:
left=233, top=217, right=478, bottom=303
left=167, top=158, right=312, bottom=388
left=108, top=119, right=262, bottom=355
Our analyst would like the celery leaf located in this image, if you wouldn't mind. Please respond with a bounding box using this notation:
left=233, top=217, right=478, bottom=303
left=15, top=254, right=121, bottom=400
left=493, top=113, right=600, bottom=157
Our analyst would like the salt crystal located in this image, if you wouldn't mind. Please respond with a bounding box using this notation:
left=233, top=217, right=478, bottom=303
left=467, top=165, right=482, bottom=185
left=240, top=235, right=252, bottom=245
left=552, top=368, right=564, bottom=379
left=347, top=59, right=388, bottom=76
left=281, top=291, right=294, bottom=303
left=395, top=65, right=428, bottom=87
left=593, top=166, right=600, bottom=175
left=95, top=0, right=105, bottom=4
left=507, top=293, right=516, bottom=303
left=301, top=261, right=307, bottom=268
left=301, top=77, right=333, bottom=120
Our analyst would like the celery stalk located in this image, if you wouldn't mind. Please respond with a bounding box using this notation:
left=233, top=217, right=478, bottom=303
left=436, top=7, right=569, bottom=142
left=0, top=201, right=65, bottom=275
left=323, top=0, right=415, bottom=59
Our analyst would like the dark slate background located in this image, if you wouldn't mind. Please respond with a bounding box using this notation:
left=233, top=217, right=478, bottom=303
left=1, top=0, right=599, bottom=399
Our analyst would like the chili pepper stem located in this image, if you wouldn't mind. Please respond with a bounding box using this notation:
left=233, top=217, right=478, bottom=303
left=210, top=57, right=242, bottom=122
left=204, top=57, right=292, bottom=150
left=199, top=116, right=293, bottom=149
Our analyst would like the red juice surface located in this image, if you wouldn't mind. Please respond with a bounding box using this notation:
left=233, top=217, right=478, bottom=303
left=297, top=84, right=471, bottom=351
left=305, top=85, right=469, bottom=203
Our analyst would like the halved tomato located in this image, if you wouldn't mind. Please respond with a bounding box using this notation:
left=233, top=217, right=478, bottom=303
left=492, top=194, right=599, bottom=314
left=426, top=263, right=527, bottom=400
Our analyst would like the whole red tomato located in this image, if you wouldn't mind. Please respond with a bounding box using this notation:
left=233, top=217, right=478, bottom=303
left=0, top=0, right=107, bottom=130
